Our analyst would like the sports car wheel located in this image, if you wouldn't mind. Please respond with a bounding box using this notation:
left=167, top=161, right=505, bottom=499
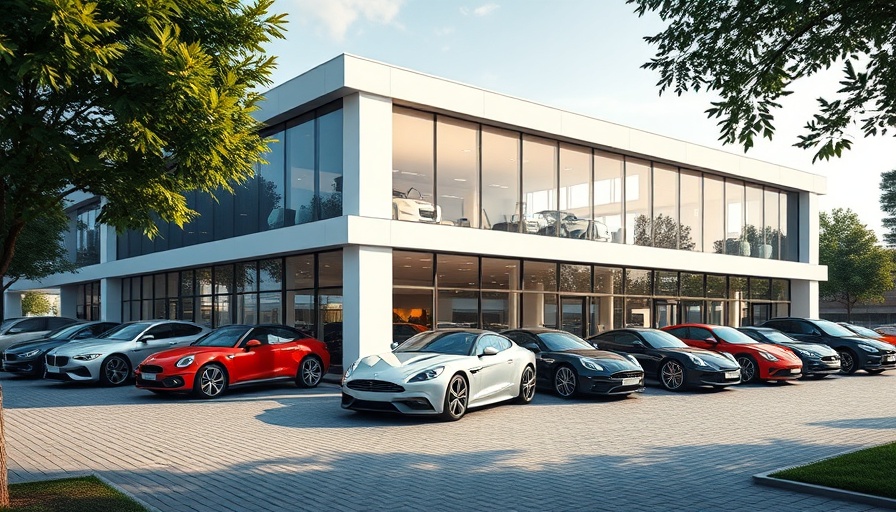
left=837, top=349, right=857, bottom=375
left=553, top=365, right=577, bottom=398
left=440, top=374, right=468, bottom=421
left=297, top=356, right=323, bottom=388
left=866, top=369, right=885, bottom=375
left=659, top=359, right=686, bottom=391
left=514, top=365, right=536, bottom=404
left=194, top=364, right=228, bottom=399
left=99, top=355, right=131, bottom=386
left=736, top=355, right=758, bottom=383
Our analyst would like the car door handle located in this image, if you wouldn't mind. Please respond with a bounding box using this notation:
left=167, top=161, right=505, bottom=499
left=169, top=341, right=177, bottom=345
left=470, top=366, right=482, bottom=374
left=506, top=359, right=513, bottom=364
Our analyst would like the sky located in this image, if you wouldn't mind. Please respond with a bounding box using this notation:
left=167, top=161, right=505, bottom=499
left=264, top=0, right=894, bottom=240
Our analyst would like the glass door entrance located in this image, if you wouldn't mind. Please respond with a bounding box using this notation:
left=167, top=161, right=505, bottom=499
left=654, top=300, right=678, bottom=328
left=561, top=297, right=586, bottom=338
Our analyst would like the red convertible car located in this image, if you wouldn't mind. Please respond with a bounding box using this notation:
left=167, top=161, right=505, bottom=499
left=662, top=323, right=802, bottom=383
left=136, top=324, right=330, bottom=398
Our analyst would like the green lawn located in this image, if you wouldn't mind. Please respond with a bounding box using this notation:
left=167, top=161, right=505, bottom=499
left=2, top=476, right=147, bottom=512
left=770, top=442, right=896, bottom=499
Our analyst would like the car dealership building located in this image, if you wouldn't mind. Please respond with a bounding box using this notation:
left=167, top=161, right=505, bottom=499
left=5, top=54, right=828, bottom=369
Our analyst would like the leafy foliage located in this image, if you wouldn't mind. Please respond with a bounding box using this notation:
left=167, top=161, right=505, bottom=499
left=880, top=169, right=896, bottom=247
left=1, top=207, right=77, bottom=292
left=633, top=213, right=695, bottom=250
left=819, top=208, right=895, bottom=321
left=21, top=291, right=54, bottom=316
left=0, top=0, right=286, bottom=280
left=629, top=0, right=896, bottom=161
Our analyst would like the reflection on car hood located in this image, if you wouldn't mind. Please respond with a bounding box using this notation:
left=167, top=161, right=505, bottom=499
left=141, top=345, right=237, bottom=364
left=555, top=348, right=642, bottom=371
left=656, top=346, right=738, bottom=367
left=49, top=339, right=129, bottom=355
left=350, top=351, right=470, bottom=381
left=745, top=343, right=801, bottom=361
left=4, top=338, right=68, bottom=354
left=777, top=342, right=838, bottom=356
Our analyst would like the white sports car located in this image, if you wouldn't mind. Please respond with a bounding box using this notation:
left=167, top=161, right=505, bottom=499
left=341, top=329, right=536, bottom=421
left=392, top=188, right=441, bottom=223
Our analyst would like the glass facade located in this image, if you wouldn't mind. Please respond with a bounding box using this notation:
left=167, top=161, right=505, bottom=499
left=74, top=202, right=101, bottom=266
left=76, top=281, right=101, bottom=320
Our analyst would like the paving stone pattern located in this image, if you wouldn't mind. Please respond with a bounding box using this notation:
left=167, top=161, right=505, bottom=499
left=1, top=372, right=894, bottom=511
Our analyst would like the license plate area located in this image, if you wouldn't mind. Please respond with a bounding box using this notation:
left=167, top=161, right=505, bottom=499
left=725, top=371, right=739, bottom=379
left=622, top=377, right=640, bottom=386
left=791, top=368, right=801, bottom=374
left=142, top=373, right=157, bottom=381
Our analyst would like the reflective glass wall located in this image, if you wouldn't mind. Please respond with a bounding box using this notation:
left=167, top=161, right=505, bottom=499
left=393, top=106, right=800, bottom=261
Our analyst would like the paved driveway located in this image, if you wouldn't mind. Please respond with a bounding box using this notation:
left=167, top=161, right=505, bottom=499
left=1, top=371, right=893, bottom=511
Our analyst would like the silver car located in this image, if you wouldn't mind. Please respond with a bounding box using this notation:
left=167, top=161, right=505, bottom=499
left=44, top=320, right=209, bottom=386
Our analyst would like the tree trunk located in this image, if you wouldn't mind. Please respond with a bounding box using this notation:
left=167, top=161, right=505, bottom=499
left=0, top=385, right=8, bottom=507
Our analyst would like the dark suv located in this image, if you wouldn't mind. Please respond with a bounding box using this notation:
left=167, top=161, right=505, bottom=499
left=760, top=318, right=896, bottom=375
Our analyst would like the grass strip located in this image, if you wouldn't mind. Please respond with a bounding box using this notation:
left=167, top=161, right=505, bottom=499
left=770, top=442, right=896, bottom=499
left=2, top=475, right=147, bottom=512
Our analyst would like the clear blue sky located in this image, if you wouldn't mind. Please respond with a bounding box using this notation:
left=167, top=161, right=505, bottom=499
left=266, top=0, right=894, bottom=240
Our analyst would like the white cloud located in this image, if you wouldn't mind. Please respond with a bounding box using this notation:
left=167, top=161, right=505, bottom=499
left=461, top=3, right=500, bottom=17
left=290, top=0, right=404, bottom=41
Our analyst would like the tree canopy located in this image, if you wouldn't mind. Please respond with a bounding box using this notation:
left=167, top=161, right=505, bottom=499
left=880, top=169, right=896, bottom=247
left=0, top=0, right=286, bottom=281
left=629, top=0, right=896, bottom=161
left=819, top=208, right=894, bottom=321
left=1, top=209, right=76, bottom=293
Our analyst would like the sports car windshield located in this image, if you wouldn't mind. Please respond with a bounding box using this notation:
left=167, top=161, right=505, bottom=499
left=640, top=330, right=687, bottom=348
left=842, top=323, right=880, bottom=338
left=760, top=330, right=801, bottom=344
left=537, top=332, right=592, bottom=351
left=45, top=323, right=88, bottom=340
left=195, top=326, right=250, bottom=347
left=814, top=320, right=856, bottom=337
left=394, top=331, right=477, bottom=355
left=98, top=322, right=153, bottom=341
left=713, top=326, right=758, bottom=344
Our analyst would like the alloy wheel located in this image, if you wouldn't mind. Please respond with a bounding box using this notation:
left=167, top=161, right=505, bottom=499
left=300, top=357, right=323, bottom=387
left=103, top=356, right=130, bottom=386
left=446, top=375, right=468, bottom=419
left=838, top=350, right=856, bottom=374
left=554, top=366, right=577, bottom=397
left=519, top=366, right=536, bottom=403
left=660, top=360, right=685, bottom=390
left=736, top=356, right=756, bottom=382
left=198, top=365, right=226, bottom=398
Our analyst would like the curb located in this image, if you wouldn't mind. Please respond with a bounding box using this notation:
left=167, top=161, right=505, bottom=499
left=94, top=473, right=164, bottom=512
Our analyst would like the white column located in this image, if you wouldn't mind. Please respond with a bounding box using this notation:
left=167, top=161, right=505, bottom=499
left=342, top=92, right=393, bottom=219
left=342, top=246, right=393, bottom=366
left=790, top=279, right=819, bottom=318
left=99, top=199, right=117, bottom=264
left=800, top=191, right=820, bottom=265
left=59, top=286, right=79, bottom=318
left=101, top=278, right=122, bottom=321
left=3, top=291, right=22, bottom=318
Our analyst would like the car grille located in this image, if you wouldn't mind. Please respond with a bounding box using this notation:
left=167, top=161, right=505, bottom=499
left=346, top=380, right=405, bottom=393
left=4, top=353, right=16, bottom=361
left=418, top=209, right=436, bottom=220
left=611, top=371, right=643, bottom=379
left=139, top=365, right=164, bottom=374
left=46, top=355, right=69, bottom=366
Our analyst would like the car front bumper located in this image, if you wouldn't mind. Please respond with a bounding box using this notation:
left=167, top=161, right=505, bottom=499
left=341, top=377, right=448, bottom=415
left=691, top=367, right=742, bottom=387
left=578, top=370, right=645, bottom=396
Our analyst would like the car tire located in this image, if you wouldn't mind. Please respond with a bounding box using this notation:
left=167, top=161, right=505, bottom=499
left=866, top=369, right=885, bottom=375
left=193, top=363, right=228, bottom=399
left=837, top=349, right=858, bottom=375
left=514, top=365, right=536, bottom=404
left=735, top=355, right=759, bottom=383
left=99, top=355, right=131, bottom=386
left=439, top=373, right=468, bottom=421
left=659, top=359, right=687, bottom=391
left=296, top=355, right=324, bottom=388
left=553, top=365, right=578, bottom=398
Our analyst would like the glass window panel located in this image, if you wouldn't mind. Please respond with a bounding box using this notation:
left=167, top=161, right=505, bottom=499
left=153, top=298, right=166, bottom=319
left=729, top=276, right=748, bottom=301
left=214, top=185, right=235, bottom=239
left=594, top=151, right=624, bottom=244
left=130, top=301, right=140, bottom=321
left=613, top=297, right=625, bottom=329
left=594, top=266, right=622, bottom=294
left=259, top=258, right=283, bottom=291
left=560, top=264, right=591, bottom=293
left=166, top=273, right=178, bottom=298
left=436, top=116, right=479, bottom=228
left=318, top=109, right=343, bottom=220
left=318, top=289, right=343, bottom=341
left=236, top=262, right=258, bottom=293
left=393, top=108, right=435, bottom=221
left=763, top=189, right=780, bottom=259
left=121, top=280, right=130, bottom=303
left=259, top=133, right=287, bottom=230
left=237, top=293, right=258, bottom=324
left=725, top=179, right=746, bottom=255
left=154, top=274, right=166, bottom=300
left=625, top=157, right=651, bottom=245
left=682, top=300, right=703, bottom=323
left=680, top=273, right=705, bottom=298
left=654, top=271, right=678, bottom=296
left=523, top=261, right=557, bottom=292
left=286, top=291, right=315, bottom=332
left=706, top=275, right=727, bottom=299
left=481, top=126, right=521, bottom=233
left=625, top=297, right=651, bottom=328
left=782, top=191, right=799, bottom=261
left=141, top=299, right=152, bottom=319
left=745, top=184, right=764, bottom=258
left=437, top=290, right=479, bottom=328
left=704, top=175, right=724, bottom=254
left=393, top=288, right=433, bottom=329
left=559, top=144, right=594, bottom=239
left=259, top=291, right=282, bottom=324
left=522, top=136, right=558, bottom=237
left=214, top=294, right=232, bottom=327
left=234, top=161, right=262, bottom=237
left=180, top=270, right=194, bottom=296
left=482, top=291, right=519, bottom=331
left=318, top=251, right=342, bottom=288
left=393, top=251, right=434, bottom=287
left=729, top=296, right=749, bottom=327
left=286, top=119, right=315, bottom=226
left=481, top=258, right=520, bottom=291
left=772, top=279, right=790, bottom=301
left=707, top=300, right=725, bottom=324
left=142, top=276, right=153, bottom=300
left=522, top=293, right=558, bottom=329
left=214, top=265, right=234, bottom=295
left=750, top=278, right=771, bottom=300
left=590, top=296, right=615, bottom=336
left=625, top=269, right=652, bottom=296
left=772, top=302, right=790, bottom=318
left=180, top=298, right=194, bottom=322
left=286, top=254, right=315, bottom=289
left=437, top=254, right=479, bottom=289
left=651, top=163, right=679, bottom=249
left=679, top=170, right=702, bottom=251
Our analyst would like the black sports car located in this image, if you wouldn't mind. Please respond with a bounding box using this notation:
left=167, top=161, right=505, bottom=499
left=737, top=327, right=841, bottom=378
left=2, top=321, right=120, bottom=377
left=502, top=328, right=644, bottom=398
left=588, top=328, right=742, bottom=391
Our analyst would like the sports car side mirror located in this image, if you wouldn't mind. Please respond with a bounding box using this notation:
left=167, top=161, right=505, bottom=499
left=390, top=342, right=399, bottom=350
left=137, top=335, right=155, bottom=343
left=480, top=346, right=499, bottom=357
left=245, top=339, right=262, bottom=350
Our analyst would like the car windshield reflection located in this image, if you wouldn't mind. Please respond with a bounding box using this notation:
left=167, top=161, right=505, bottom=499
left=537, top=332, right=592, bottom=351
left=98, top=322, right=153, bottom=341
left=195, top=326, right=250, bottom=347
left=394, top=331, right=476, bottom=355
left=714, top=326, right=758, bottom=344
left=640, top=330, right=687, bottom=348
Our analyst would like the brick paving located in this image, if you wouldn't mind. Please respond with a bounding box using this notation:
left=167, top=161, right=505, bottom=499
left=1, top=371, right=894, bottom=511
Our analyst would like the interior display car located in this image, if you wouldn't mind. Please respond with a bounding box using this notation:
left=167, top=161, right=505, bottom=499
left=737, top=327, right=841, bottom=378
left=2, top=321, right=120, bottom=377
left=534, top=211, right=610, bottom=241
left=838, top=322, right=896, bottom=347
left=44, top=320, right=209, bottom=386
left=662, top=324, right=803, bottom=383
left=0, top=316, right=80, bottom=352
left=135, top=324, right=329, bottom=398
left=341, top=329, right=536, bottom=421
left=760, top=318, right=896, bottom=375
left=502, top=328, right=644, bottom=397
left=392, top=188, right=441, bottom=223
left=588, top=328, right=741, bottom=391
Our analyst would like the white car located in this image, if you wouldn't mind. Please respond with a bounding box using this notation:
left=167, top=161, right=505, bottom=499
left=44, top=320, right=210, bottom=386
left=392, top=188, right=441, bottom=223
left=342, top=329, right=536, bottom=421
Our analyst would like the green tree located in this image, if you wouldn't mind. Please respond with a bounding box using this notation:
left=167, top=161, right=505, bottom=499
left=880, top=169, right=896, bottom=247
left=20, top=291, right=53, bottom=316
left=629, top=1, right=896, bottom=161
left=0, top=0, right=286, bottom=291
left=633, top=213, right=695, bottom=250
left=819, top=208, right=895, bottom=322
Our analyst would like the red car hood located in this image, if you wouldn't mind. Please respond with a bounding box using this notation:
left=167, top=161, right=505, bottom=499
left=140, top=345, right=236, bottom=367
left=744, top=342, right=801, bottom=363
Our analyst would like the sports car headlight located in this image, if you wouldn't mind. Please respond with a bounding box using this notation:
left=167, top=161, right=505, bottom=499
left=73, top=353, right=102, bottom=361
left=758, top=351, right=778, bottom=361
left=408, top=366, right=444, bottom=382
left=581, top=358, right=604, bottom=371
left=858, top=344, right=878, bottom=353
left=722, top=352, right=738, bottom=363
left=19, top=349, right=41, bottom=358
left=624, top=354, right=642, bottom=368
left=342, top=360, right=360, bottom=385
left=687, top=354, right=708, bottom=366
left=794, top=348, right=819, bottom=358
left=176, top=355, right=195, bottom=368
